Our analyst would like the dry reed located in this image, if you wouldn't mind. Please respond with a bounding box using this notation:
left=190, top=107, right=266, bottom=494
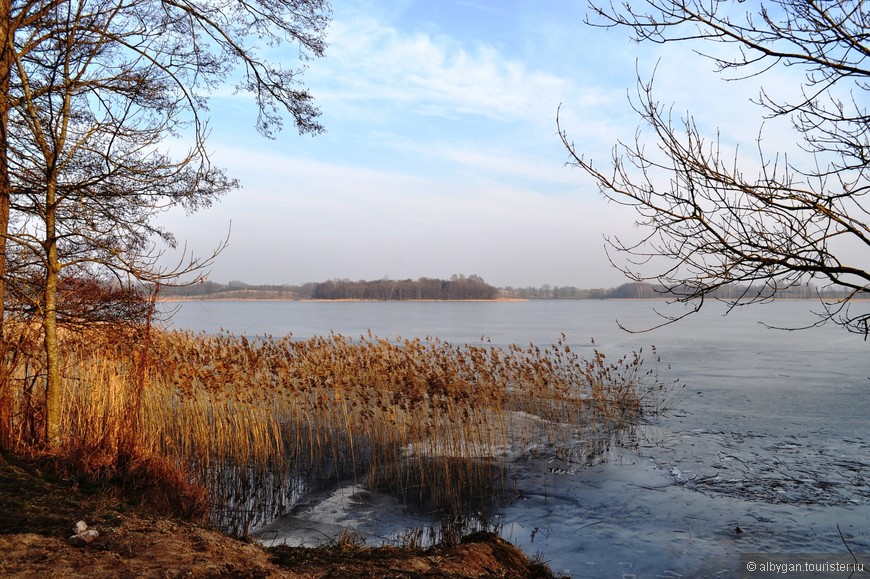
left=0, top=324, right=674, bottom=536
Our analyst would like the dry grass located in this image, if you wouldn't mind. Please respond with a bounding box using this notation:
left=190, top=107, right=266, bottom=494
left=0, top=324, right=673, bottom=537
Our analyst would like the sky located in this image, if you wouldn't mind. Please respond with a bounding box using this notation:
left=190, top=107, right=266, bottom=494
left=155, top=0, right=792, bottom=289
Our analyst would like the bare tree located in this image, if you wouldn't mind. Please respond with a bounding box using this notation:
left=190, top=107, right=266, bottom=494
left=560, top=0, right=870, bottom=336
left=0, top=0, right=329, bottom=445
left=0, top=0, right=328, bottom=315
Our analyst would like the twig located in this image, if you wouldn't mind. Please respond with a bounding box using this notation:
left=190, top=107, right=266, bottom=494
left=837, top=523, right=858, bottom=565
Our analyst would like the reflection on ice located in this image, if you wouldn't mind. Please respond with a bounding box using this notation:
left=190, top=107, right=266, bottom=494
left=254, top=409, right=870, bottom=578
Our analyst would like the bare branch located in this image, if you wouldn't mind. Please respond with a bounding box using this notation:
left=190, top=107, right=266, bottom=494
left=564, top=2, right=870, bottom=338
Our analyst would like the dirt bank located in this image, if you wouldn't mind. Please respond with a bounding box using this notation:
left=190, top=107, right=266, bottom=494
left=0, top=454, right=561, bottom=578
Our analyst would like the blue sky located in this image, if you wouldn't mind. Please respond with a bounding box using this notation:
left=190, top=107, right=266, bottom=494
left=157, top=0, right=789, bottom=288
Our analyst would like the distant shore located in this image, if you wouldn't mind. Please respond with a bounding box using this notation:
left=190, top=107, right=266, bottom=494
left=157, top=278, right=857, bottom=302
left=159, top=296, right=530, bottom=303
left=157, top=295, right=866, bottom=303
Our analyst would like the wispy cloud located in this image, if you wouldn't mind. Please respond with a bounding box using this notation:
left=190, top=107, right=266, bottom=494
left=312, top=16, right=576, bottom=123
left=160, top=0, right=813, bottom=288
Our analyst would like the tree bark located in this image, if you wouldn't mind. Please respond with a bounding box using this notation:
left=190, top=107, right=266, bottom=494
left=43, top=181, right=60, bottom=447
left=0, top=0, right=12, bottom=338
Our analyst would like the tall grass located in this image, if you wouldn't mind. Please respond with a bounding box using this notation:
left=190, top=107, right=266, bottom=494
left=0, top=324, right=674, bottom=537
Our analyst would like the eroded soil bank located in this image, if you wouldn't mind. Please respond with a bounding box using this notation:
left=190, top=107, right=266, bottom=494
left=0, top=454, right=563, bottom=578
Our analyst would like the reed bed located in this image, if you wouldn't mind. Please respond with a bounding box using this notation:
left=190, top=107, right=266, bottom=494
left=0, top=325, right=673, bottom=537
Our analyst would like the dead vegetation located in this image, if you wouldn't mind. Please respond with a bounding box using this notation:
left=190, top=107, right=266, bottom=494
left=0, top=322, right=668, bottom=542
left=0, top=449, right=565, bottom=578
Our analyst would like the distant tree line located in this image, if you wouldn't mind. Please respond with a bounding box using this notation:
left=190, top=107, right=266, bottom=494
left=159, top=274, right=499, bottom=300
left=499, top=285, right=610, bottom=299
left=501, top=282, right=851, bottom=300
left=311, top=275, right=498, bottom=300
left=161, top=279, right=851, bottom=301
left=161, top=280, right=309, bottom=299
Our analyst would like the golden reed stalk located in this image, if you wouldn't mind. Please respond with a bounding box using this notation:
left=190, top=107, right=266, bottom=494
left=0, top=325, right=672, bottom=536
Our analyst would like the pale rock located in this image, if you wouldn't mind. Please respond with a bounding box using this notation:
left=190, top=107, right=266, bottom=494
left=69, top=521, right=99, bottom=547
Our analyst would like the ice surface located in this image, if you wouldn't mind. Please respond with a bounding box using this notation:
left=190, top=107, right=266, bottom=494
left=227, top=301, right=870, bottom=578
left=256, top=483, right=437, bottom=548
left=253, top=388, right=870, bottom=578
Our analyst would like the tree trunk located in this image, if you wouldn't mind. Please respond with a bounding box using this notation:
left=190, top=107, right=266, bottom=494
left=43, top=183, right=60, bottom=447
left=43, top=278, right=59, bottom=447
left=0, top=0, right=13, bottom=452
left=0, top=0, right=12, bottom=338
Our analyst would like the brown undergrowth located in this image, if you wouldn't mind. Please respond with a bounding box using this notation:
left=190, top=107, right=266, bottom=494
left=0, top=323, right=673, bottom=540
left=0, top=453, right=563, bottom=578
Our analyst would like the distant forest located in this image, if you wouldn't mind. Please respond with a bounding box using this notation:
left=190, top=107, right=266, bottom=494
left=161, top=277, right=851, bottom=301
left=162, top=274, right=498, bottom=300
left=501, top=282, right=851, bottom=300
left=310, top=275, right=497, bottom=300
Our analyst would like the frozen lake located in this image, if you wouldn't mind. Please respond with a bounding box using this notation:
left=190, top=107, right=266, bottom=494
left=162, top=299, right=870, bottom=577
